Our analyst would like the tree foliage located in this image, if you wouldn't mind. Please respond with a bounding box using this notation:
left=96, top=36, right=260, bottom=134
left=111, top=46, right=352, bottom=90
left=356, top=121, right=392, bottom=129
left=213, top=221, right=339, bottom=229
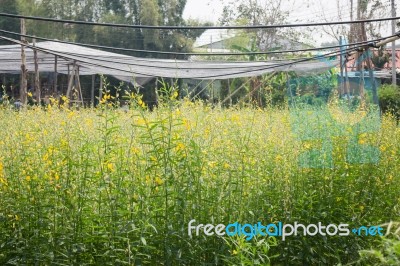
left=0, top=0, right=20, bottom=44
left=315, top=0, right=391, bottom=43
left=2, top=0, right=206, bottom=59
left=219, top=0, right=298, bottom=52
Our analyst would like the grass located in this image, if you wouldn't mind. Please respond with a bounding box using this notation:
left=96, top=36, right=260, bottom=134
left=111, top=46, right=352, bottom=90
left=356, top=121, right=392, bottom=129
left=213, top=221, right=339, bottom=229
left=0, top=92, right=399, bottom=265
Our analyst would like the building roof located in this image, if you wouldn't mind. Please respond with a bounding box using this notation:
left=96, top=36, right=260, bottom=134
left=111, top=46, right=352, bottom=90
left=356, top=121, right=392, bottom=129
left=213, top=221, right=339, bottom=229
left=194, top=29, right=236, bottom=48
left=194, top=29, right=312, bottom=51
left=344, top=49, right=400, bottom=72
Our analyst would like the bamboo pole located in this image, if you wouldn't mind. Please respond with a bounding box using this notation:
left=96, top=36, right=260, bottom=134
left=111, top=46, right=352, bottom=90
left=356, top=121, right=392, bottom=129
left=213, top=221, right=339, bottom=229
left=54, top=55, right=58, bottom=94
left=33, top=38, right=40, bottom=104
left=66, top=61, right=77, bottom=99
left=359, top=52, right=365, bottom=100
left=20, top=18, right=27, bottom=105
left=91, top=74, right=95, bottom=106
left=99, top=76, right=103, bottom=101
left=391, top=0, right=397, bottom=86
left=75, top=66, right=83, bottom=105
left=339, top=36, right=345, bottom=95
left=366, top=49, right=379, bottom=105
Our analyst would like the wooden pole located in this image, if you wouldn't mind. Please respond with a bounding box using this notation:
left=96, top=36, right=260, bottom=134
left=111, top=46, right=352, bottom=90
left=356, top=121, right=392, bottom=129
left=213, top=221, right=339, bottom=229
left=99, top=76, right=103, bottom=101
left=33, top=38, right=40, bottom=104
left=344, top=55, right=351, bottom=96
left=340, top=37, right=350, bottom=102
left=1, top=74, right=5, bottom=91
left=339, top=36, right=345, bottom=96
left=54, top=55, right=58, bottom=94
left=75, top=66, right=83, bottom=104
left=366, top=49, right=379, bottom=105
left=358, top=20, right=367, bottom=101
left=227, top=79, right=232, bottom=106
left=66, top=63, right=70, bottom=97
left=221, top=78, right=252, bottom=105
left=66, top=61, right=77, bottom=99
left=91, top=74, right=95, bottom=106
left=359, top=51, right=365, bottom=100
left=20, top=18, right=27, bottom=105
left=391, top=0, right=397, bottom=86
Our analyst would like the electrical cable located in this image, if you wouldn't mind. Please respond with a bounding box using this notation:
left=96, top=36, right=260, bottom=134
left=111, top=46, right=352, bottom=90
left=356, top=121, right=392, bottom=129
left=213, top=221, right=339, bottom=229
left=0, top=12, right=399, bottom=30
left=0, top=35, right=360, bottom=80
left=1, top=28, right=394, bottom=80
left=0, top=29, right=394, bottom=58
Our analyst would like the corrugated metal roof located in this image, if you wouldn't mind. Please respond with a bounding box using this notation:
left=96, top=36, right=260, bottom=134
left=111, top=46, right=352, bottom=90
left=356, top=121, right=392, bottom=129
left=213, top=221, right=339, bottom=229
left=194, top=29, right=236, bottom=48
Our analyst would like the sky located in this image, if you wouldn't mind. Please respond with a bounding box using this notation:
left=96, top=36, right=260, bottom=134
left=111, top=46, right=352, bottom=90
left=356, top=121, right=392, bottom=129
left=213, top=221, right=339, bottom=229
left=183, top=0, right=346, bottom=24
left=183, top=0, right=224, bottom=23
left=183, top=0, right=399, bottom=46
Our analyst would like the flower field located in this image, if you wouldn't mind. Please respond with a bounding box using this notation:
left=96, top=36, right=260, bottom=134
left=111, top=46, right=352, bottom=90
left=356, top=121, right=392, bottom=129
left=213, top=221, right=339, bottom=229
left=0, top=98, right=399, bottom=265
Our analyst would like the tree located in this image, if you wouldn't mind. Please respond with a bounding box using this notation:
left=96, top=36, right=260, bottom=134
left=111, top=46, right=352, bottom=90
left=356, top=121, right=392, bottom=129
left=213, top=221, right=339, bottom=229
left=0, top=0, right=20, bottom=44
left=316, top=0, right=390, bottom=43
left=217, top=0, right=300, bottom=107
left=103, top=0, right=126, bottom=16
left=2, top=0, right=202, bottom=59
left=370, top=46, right=390, bottom=70
left=218, top=0, right=296, bottom=52
left=140, top=0, right=161, bottom=50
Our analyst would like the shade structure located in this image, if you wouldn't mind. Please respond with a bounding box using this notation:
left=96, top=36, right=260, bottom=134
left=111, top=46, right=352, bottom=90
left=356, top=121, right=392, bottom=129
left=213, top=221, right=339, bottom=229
left=0, top=41, right=339, bottom=82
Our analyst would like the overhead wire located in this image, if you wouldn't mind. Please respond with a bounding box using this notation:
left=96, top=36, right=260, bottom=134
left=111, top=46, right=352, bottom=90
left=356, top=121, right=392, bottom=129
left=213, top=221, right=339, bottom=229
left=0, top=35, right=364, bottom=80
left=0, top=29, right=393, bottom=58
left=0, top=12, right=399, bottom=30
left=8, top=37, right=373, bottom=72
left=0, top=9, right=397, bottom=80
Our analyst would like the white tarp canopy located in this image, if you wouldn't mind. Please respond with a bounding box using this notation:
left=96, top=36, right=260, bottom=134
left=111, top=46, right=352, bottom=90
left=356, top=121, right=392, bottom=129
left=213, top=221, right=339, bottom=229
left=0, top=41, right=338, bottom=82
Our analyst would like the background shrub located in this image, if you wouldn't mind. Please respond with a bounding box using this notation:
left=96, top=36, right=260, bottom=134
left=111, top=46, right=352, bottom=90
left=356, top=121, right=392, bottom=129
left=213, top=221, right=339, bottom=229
left=378, top=84, right=400, bottom=120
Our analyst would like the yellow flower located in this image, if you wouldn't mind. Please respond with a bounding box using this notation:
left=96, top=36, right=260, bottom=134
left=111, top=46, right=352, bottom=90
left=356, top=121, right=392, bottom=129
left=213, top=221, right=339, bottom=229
left=358, top=139, right=366, bottom=145
left=26, top=176, right=31, bottom=182
left=183, top=119, right=191, bottom=130
left=208, top=161, right=216, bottom=168
left=232, top=250, right=238, bottom=255
left=67, top=111, right=76, bottom=119
left=106, top=162, right=115, bottom=172
left=131, top=147, right=140, bottom=155
left=231, top=114, right=240, bottom=122
left=275, top=154, right=283, bottom=163
left=0, top=177, right=7, bottom=186
left=358, top=133, right=368, bottom=145
left=155, top=176, right=164, bottom=186
left=175, top=143, right=185, bottom=152
left=302, top=142, right=312, bottom=150
left=170, top=91, right=178, bottom=100
left=145, top=175, right=151, bottom=185
left=137, top=99, right=146, bottom=108
left=137, top=118, right=146, bottom=126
